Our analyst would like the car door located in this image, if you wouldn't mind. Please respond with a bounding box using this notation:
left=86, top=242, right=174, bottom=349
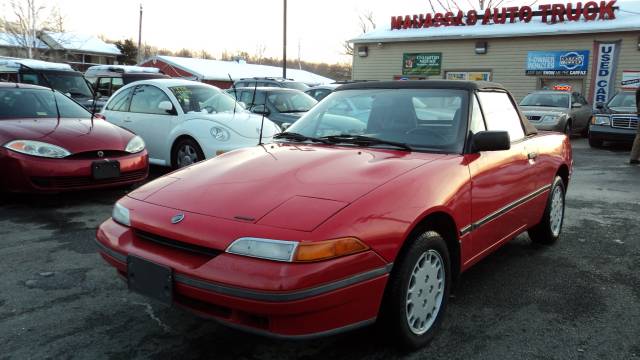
left=571, top=93, right=592, bottom=133
left=126, top=84, right=178, bottom=165
left=101, top=86, right=134, bottom=128
left=467, top=90, right=541, bottom=259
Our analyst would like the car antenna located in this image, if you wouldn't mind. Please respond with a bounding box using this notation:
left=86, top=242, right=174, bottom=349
left=38, top=72, right=61, bottom=122
left=247, top=80, right=267, bottom=145
left=89, top=78, right=99, bottom=121
left=228, top=73, right=238, bottom=117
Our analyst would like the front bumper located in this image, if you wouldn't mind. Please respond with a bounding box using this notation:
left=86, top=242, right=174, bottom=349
left=0, top=148, right=149, bottom=192
left=96, top=218, right=390, bottom=338
left=589, top=125, right=636, bottom=143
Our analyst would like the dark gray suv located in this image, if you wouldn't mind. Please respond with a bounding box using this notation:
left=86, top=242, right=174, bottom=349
left=226, top=87, right=317, bottom=127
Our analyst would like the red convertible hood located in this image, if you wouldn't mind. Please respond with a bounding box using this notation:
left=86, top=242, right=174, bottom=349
left=0, top=118, right=133, bottom=153
left=131, top=144, right=443, bottom=226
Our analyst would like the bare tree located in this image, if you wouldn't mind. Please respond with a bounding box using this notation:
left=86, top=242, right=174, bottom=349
left=2, top=0, right=51, bottom=58
left=343, top=11, right=376, bottom=56
left=255, top=43, right=267, bottom=64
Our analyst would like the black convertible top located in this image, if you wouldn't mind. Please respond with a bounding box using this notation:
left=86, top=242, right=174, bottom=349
left=335, top=80, right=538, bottom=136
left=335, top=80, right=507, bottom=91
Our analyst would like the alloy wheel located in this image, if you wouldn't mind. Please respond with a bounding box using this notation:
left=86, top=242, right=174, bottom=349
left=405, top=250, right=445, bottom=335
left=177, top=144, right=199, bottom=168
left=549, top=185, right=564, bottom=237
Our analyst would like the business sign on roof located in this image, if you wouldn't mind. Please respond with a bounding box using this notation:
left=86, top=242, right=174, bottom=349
left=526, top=50, right=590, bottom=76
left=390, top=1, right=617, bottom=29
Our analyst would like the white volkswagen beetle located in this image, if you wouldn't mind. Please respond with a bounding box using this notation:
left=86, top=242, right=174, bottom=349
left=100, top=79, right=280, bottom=168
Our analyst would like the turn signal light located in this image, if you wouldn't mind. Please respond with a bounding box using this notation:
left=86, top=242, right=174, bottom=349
left=293, top=237, right=369, bottom=262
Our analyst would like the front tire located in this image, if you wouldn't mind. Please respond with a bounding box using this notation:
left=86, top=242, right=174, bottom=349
left=528, top=176, right=566, bottom=245
left=564, top=121, right=572, bottom=137
left=171, top=138, right=205, bottom=169
left=380, top=231, right=451, bottom=350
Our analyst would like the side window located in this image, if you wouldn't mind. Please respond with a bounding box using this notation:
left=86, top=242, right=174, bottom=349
left=469, top=95, right=486, bottom=134
left=112, top=78, right=124, bottom=92
left=20, top=73, right=40, bottom=85
left=98, top=77, right=111, bottom=94
left=105, top=87, right=133, bottom=111
left=129, top=85, right=172, bottom=115
left=477, top=91, right=525, bottom=142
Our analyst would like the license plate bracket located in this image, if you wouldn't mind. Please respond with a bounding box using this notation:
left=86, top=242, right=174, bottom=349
left=92, top=160, right=120, bottom=180
left=127, top=256, right=173, bottom=306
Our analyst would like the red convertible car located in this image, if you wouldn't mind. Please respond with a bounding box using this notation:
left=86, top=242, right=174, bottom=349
left=96, top=81, right=572, bottom=349
left=0, top=83, right=148, bottom=192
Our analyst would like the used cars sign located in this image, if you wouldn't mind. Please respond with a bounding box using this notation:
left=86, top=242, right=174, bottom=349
left=525, top=50, right=590, bottom=76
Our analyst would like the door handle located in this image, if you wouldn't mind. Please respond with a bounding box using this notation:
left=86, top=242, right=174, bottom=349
left=528, top=152, right=538, bottom=160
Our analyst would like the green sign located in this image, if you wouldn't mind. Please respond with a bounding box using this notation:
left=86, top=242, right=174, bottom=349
left=402, top=53, right=442, bottom=76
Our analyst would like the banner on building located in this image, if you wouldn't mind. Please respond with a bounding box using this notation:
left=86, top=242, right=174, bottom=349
left=402, top=53, right=442, bottom=76
left=621, top=70, right=640, bottom=89
left=525, top=50, right=590, bottom=76
left=589, top=41, right=621, bottom=107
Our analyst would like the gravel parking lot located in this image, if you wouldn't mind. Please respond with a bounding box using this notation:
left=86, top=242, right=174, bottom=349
left=1, top=138, right=638, bottom=360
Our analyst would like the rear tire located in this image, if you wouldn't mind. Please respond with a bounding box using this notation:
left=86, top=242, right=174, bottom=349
left=564, top=121, right=572, bottom=138
left=171, top=138, right=205, bottom=169
left=380, top=230, right=451, bottom=350
left=528, top=176, right=565, bottom=245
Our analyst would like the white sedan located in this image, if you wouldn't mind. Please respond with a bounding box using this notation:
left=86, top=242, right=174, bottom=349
left=100, top=79, right=280, bottom=168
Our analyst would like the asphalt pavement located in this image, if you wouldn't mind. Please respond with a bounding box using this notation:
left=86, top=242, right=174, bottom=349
left=1, top=138, right=638, bottom=360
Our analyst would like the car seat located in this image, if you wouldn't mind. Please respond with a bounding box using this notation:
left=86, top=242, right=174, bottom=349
left=367, top=95, right=418, bottom=133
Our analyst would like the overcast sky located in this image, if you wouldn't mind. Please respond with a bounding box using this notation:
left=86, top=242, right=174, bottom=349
left=2, top=0, right=561, bottom=64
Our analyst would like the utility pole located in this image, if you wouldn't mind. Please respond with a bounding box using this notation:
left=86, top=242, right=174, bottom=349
left=137, top=4, right=143, bottom=64
left=282, top=0, right=287, bottom=78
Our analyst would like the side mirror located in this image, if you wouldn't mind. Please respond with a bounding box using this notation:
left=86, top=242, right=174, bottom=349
left=595, top=102, right=605, bottom=109
left=158, top=101, right=174, bottom=114
left=572, top=102, right=582, bottom=108
left=251, top=104, right=269, bottom=115
left=281, top=122, right=292, bottom=130
left=471, top=131, right=511, bottom=152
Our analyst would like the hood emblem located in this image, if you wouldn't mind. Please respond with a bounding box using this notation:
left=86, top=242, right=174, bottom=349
left=171, top=213, right=185, bottom=224
left=97, top=151, right=104, bottom=158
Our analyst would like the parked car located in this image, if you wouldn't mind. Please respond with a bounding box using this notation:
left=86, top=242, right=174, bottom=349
left=85, top=65, right=169, bottom=105
left=101, top=79, right=280, bottom=168
left=0, top=58, right=98, bottom=111
left=226, top=87, right=317, bottom=128
left=96, top=80, right=571, bottom=349
left=233, top=77, right=309, bottom=91
left=589, top=90, right=638, bottom=147
left=0, top=83, right=148, bottom=192
left=520, top=90, right=592, bottom=136
left=305, top=83, right=340, bottom=101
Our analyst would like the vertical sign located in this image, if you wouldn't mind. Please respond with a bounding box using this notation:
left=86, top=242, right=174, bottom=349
left=590, top=41, right=621, bottom=108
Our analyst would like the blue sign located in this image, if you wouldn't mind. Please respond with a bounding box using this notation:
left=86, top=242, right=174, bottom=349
left=526, top=50, right=590, bottom=76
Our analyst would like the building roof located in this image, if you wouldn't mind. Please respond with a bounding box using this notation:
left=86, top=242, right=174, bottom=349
left=0, top=32, right=47, bottom=49
left=40, top=32, right=120, bottom=55
left=352, top=0, right=640, bottom=44
left=144, top=55, right=334, bottom=85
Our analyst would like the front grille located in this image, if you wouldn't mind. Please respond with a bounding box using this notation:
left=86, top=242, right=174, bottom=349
left=526, top=115, right=541, bottom=121
left=611, top=116, right=638, bottom=130
left=31, top=169, right=147, bottom=189
left=66, top=150, right=130, bottom=160
left=133, top=229, right=221, bottom=258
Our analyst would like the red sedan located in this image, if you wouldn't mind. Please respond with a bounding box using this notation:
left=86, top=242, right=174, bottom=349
left=96, top=81, right=572, bottom=349
left=0, top=83, right=148, bottom=192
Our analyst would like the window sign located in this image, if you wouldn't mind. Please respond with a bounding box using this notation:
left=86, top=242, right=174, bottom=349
left=621, top=70, right=640, bottom=89
left=526, top=50, right=589, bottom=76
left=402, top=53, right=442, bottom=76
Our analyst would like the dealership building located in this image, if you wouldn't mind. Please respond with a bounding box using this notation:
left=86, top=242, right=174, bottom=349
left=351, top=1, right=640, bottom=104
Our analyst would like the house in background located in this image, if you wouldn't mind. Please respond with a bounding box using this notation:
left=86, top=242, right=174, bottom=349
left=0, top=31, right=121, bottom=71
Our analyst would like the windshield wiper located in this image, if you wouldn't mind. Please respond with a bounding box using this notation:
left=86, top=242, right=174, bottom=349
left=321, top=135, right=412, bottom=151
left=273, top=132, right=331, bottom=144
left=280, top=109, right=308, bottom=113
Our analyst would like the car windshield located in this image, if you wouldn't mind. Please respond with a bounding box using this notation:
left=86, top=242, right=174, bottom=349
left=267, top=91, right=317, bottom=113
left=520, top=93, right=570, bottom=108
left=286, top=82, right=309, bottom=91
left=0, top=88, right=91, bottom=119
left=21, top=73, right=94, bottom=98
left=169, top=85, right=242, bottom=114
left=608, top=92, right=637, bottom=108
left=285, top=88, right=468, bottom=153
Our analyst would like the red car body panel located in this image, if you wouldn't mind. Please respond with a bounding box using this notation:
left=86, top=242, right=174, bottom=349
left=0, top=118, right=148, bottom=192
left=97, top=126, right=571, bottom=338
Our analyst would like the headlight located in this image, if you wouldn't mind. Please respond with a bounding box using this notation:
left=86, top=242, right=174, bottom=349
left=3, top=140, right=70, bottom=158
left=226, top=237, right=368, bottom=262
left=540, top=114, right=563, bottom=124
left=125, top=136, right=145, bottom=153
left=112, top=202, right=131, bottom=226
left=210, top=126, right=230, bottom=141
left=591, top=115, right=611, bottom=126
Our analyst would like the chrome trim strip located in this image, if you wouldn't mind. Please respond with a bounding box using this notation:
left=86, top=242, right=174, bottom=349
left=95, top=238, right=127, bottom=262
left=175, top=262, right=393, bottom=302
left=459, top=184, right=552, bottom=236
left=202, top=315, right=377, bottom=340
